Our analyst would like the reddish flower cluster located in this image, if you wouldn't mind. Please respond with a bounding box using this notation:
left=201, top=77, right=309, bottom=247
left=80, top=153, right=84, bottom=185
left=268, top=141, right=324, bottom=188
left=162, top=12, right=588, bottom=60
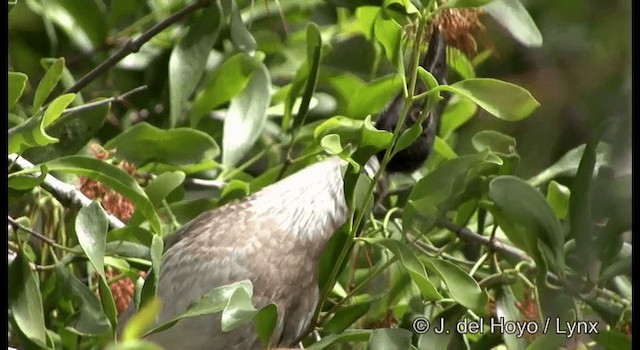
left=81, top=144, right=144, bottom=315
left=435, top=7, right=486, bottom=56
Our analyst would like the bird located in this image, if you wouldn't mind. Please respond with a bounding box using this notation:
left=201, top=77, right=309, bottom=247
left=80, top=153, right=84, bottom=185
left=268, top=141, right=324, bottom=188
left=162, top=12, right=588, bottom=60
left=118, top=28, right=448, bottom=349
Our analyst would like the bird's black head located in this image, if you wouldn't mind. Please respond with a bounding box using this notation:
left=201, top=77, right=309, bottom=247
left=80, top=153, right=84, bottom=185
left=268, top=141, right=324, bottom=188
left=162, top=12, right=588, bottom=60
left=376, top=27, right=449, bottom=173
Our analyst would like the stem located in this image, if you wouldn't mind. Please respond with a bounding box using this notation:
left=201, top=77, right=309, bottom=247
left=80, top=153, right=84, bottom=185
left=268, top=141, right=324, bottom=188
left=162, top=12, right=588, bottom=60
left=61, top=85, right=147, bottom=116
left=8, top=216, right=77, bottom=254
left=63, top=0, right=213, bottom=96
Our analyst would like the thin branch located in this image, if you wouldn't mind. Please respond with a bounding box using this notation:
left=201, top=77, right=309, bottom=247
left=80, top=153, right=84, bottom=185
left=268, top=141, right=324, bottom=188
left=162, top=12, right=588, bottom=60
left=8, top=216, right=76, bottom=253
left=62, top=85, right=148, bottom=115
left=8, top=154, right=125, bottom=229
left=63, top=0, right=213, bottom=95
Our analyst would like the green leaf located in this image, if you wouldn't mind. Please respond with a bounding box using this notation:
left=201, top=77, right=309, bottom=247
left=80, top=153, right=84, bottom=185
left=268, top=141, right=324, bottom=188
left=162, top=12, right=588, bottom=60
left=105, top=122, right=220, bottom=166
left=9, top=252, right=47, bottom=347
left=23, top=100, right=110, bottom=163
left=190, top=53, right=255, bottom=127
left=55, top=263, right=112, bottom=335
left=169, top=4, right=222, bottom=127
left=374, top=9, right=405, bottom=80
left=76, top=202, right=109, bottom=277
left=122, top=298, right=163, bottom=341
left=306, top=329, right=371, bottom=349
left=495, top=286, right=528, bottom=350
left=355, top=6, right=379, bottom=40
left=569, top=140, right=596, bottom=277
left=471, top=130, right=517, bottom=155
left=417, top=304, right=467, bottom=349
left=447, top=46, right=476, bottom=79
left=546, top=180, right=570, bottom=219
left=439, top=96, right=477, bottom=138
left=33, top=57, right=65, bottom=111
left=528, top=142, right=611, bottom=186
left=346, top=75, right=403, bottom=120
left=12, top=155, right=162, bottom=234
left=368, top=328, right=412, bottom=350
left=146, top=171, right=186, bottom=206
left=140, top=235, right=164, bottom=310
left=394, top=123, right=423, bottom=155
left=226, top=0, right=257, bottom=53
left=361, top=238, right=443, bottom=301
left=8, top=93, right=77, bottom=153
left=592, top=330, right=632, bottom=350
left=489, top=176, right=565, bottom=277
left=289, top=22, right=323, bottom=131
left=145, top=280, right=254, bottom=336
left=9, top=165, right=48, bottom=190
left=437, top=78, right=539, bottom=121
left=422, top=257, right=488, bottom=314
left=41, top=0, right=108, bottom=51
left=322, top=301, right=371, bottom=334
left=484, top=0, right=543, bottom=47
left=222, top=61, right=272, bottom=167
left=9, top=72, right=28, bottom=109
left=433, top=136, right=457, bottom=160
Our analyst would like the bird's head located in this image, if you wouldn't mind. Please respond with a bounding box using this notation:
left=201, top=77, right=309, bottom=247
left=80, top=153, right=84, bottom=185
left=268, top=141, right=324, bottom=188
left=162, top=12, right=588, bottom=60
left=375, top=27, right=449, bottom=173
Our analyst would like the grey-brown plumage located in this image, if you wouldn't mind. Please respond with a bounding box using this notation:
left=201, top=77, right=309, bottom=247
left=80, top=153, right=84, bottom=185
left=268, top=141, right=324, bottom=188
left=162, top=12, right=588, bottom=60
left=119, top=29, right=448, bottom=349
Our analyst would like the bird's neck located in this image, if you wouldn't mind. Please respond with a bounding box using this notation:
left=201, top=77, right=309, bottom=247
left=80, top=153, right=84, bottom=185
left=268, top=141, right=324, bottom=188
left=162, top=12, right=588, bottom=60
left=249, top=156, right=379, bottom=257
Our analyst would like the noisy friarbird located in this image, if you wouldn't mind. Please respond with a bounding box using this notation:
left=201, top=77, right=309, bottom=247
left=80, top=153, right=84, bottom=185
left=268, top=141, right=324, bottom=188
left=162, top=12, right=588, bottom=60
left=119, top=28, right=448, bottom=349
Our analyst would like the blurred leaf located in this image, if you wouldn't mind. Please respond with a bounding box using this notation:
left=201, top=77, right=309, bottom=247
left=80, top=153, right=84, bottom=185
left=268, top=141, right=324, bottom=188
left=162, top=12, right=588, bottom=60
left=471, top=130, right=516, bottom=155
left=417, top=304, right=466, bottom=349
left=422, top=257, right=488, bottom=314
left=394, top=123, right=423, bottom=155
left=146, top=171, right=186, bottom=206
left=145, top=280, right=255, bottom=336
left=355, top=6, right=379, bottom=39
left=368, top=328, right=412, bottom=350
left=528, top=143, right=611, bottom=186
left=546, top=180, right=570, bottom=219
left=191, top=53, right=255, bottom=126
left=225, top=0, right=257, bottom=53
left=9, top=71, right=28, bottom=109
left=33, top=57, right=64, bottom=111
left=55, top=263, right=112, bottom=336
left=440, top=96, right=477, bottom=138
left=447, top=46, right=476, bottom=79
left=347, top=75, right=402, bottom=120
left=41, top=57, right=84, bottom=105
left=484, top=0, right=543, bottom=47
left=23, top=101, right=110, bottom=163
left=495, top=286, right=528, bottom=350
left=592, top=331, right=632, bottom=350
left=9, top=252, right=47, bottom=347
left=437, top=78, right=539, bottom=121
left=361, top=238, right=443, bottom=301
left=140, top=235, right=164, bottom=310
left=569, top=140, right=596, bottom=278
left=433, top=136, right=458, bottom=159
left=323, top=301, right=371, bottom=334
left=374, top=9, right=405, bottom=81
left=9, top=93, right=76, bottom=153
left=12, top=155, right=162, bottom=234
left=222, top=61, right=272, bottom=167
left=306, top=329, right=371, bottom=349
left=42, top=0, right=108, bottom=51
left=121, top=298, right=163, bottom=341
left=9, top=165, right=48, bottom=190
left=76, top=202, right=109, bottom=277
left=489, top=176, right=565, bottom=277
left=105, top=122, right=220, bottom=166
left=169, top=4, right=222, bottom=127
left=526, top=333, right=567, bottom=350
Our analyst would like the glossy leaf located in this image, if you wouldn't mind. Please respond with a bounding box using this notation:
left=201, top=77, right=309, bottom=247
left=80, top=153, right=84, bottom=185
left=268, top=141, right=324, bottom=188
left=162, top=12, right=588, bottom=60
left=374, top=9, right=404, bottom=79
left=190, top=53, right=255, bottom=126
left=471, top=130, right=517, bottom=155
left=105, top=122, right=220, bottom=166
left=447, top=46, right=476, bottom=79
left=346, top=75, right=402, bottom=120
left=422, top=257, right=488, bottom=314
left=361, top=238, right=443, bottom=301
left=528, top=142, right=611, bottom=186
left=484, top=0, right=543, bottom=47
left=169, top=4, right=222, bottom=127
left=33, top=57, right=64, bottom=111
left=437, top=78, right=540, bottom=121
left=546, top=180, right=570, bottom=219
left=23, top=101, right=110, bottom=163
left=322, top=301, right=371, bottom=334
left=439, top=96, right=477, bottom=138
left=76, top=202, right=109, bottom=277
left=222, top=61, right=272, bottom=167
left=489, top=176, right=565, bottom=276
left=368, top=328, right=412, bottom=350
left=9, top=252, right=47, bottom=347
left=9, top=165, right=48, bottom=190
left=9, top=72, right=28, bottom=109
left=55, top=263, right=111, bottom=335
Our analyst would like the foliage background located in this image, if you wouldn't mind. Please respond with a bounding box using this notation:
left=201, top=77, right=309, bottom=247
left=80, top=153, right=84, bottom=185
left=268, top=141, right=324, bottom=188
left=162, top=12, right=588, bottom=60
left=8, top=0, right=631, bottom=349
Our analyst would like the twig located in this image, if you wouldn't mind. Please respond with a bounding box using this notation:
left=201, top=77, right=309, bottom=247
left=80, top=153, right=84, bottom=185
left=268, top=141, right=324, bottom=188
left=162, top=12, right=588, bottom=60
left=7, top=154, right=125, bottom=229
left=62, top=85, right=148, bottom=115
left=183, top=177, right=227, bottom=190
left=64, top=0, right=213, bottom=95
left=8, top=216, right=76, bottom=253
